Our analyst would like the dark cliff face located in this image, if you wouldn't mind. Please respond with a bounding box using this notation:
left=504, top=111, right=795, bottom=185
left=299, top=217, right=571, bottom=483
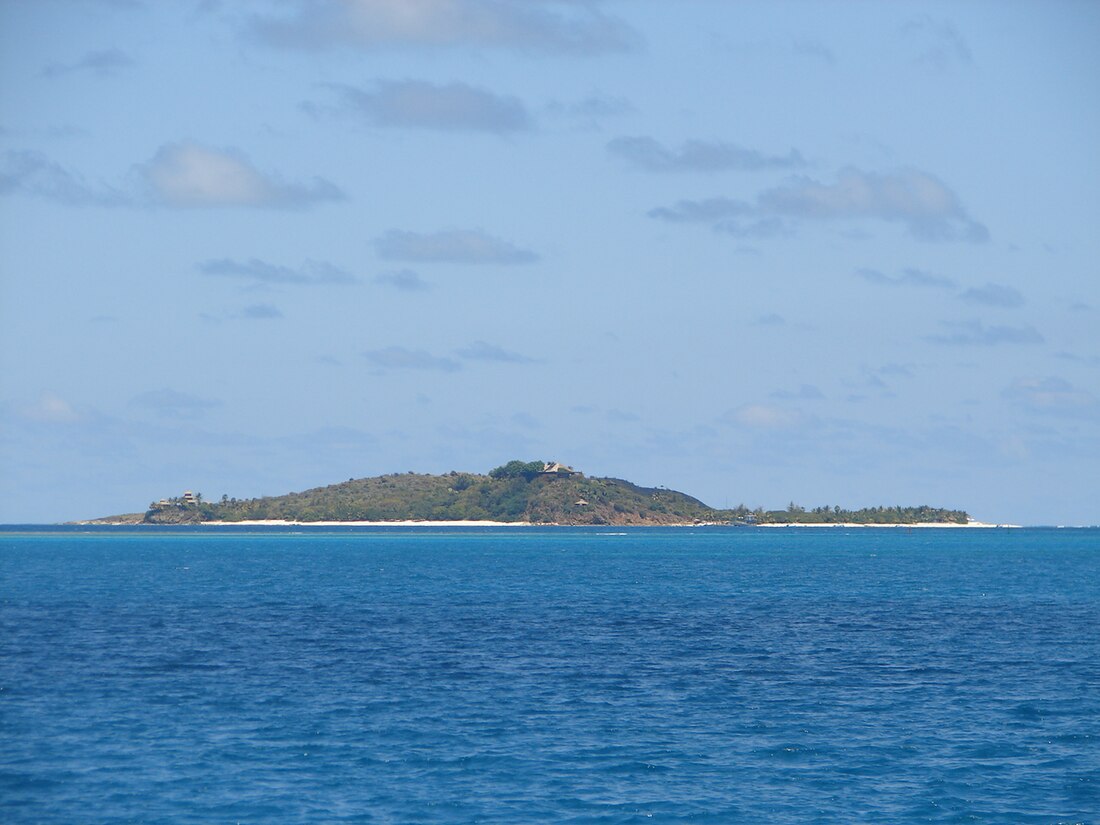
left=143, top=510, right=206, bottom=523
left=143, top=506, right=208, bottom=524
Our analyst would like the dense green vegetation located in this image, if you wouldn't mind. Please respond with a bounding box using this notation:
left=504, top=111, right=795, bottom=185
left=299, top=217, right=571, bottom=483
left=735, top=503, right=969, bottom=525
left=136, top=464, right=717, bottom=525
left=488, top=460, right=547, bottom=480
left=96, top=462, right=970, bottom=526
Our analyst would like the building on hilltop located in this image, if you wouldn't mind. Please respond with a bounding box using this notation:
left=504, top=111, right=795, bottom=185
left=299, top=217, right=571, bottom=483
left=541, top=462, right=578, bottom=477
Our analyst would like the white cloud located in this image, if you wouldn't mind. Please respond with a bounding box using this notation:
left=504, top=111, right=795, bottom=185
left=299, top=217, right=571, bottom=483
left=925, top=320, right=1043, bottom=346
left=455, top=341, right=536, bottom=363
left=714, top=217, right=792, bottom=239
left=365, top=346, right=461, bottom=371
left=129, top=389, right=220, bottom=420
left=759, top=168, right=988, bottom=242
left=3, top=146, right=343, bottom=210
left=752, top=313, right=786, bottom=327
left=239, top=303, right=283, bottom=320
left=647, top=197, right=754, bottom=223
left=1054, top=352, right=1100, bottom=367
left=960, top=283, right=1025, bottom=308
left=249, top=0, right=638, bottom=55
left=375, top=229, right=538, bottom=264
left=199, top=258, right=355, bottom=285
left=857, top=267, right=955, bottom=288
left=771, top=384, right=824, bottom=401
left=608, top=136, right=805, bottom=173
left=19, top=392, right=81, bottom=423
left=901, top=16, right=972, bottom=69
left=138, top=143, right=343, bottom=208
left=42, top=48, right=134, bottom=78
left=1003, top=377, right=1098, bottom=417
left=546, top=94, right=634, bottom=122
left=0, top=150, right=128, bottom=206
left=650, top=167, right=988, bottom=243
left=375, top=269, right=431, bottom=291
left=322, top=80, right=531, bottom=133
left=793, top=39, right=835, bottom=65
left=726, top=404, right=805, bottom=430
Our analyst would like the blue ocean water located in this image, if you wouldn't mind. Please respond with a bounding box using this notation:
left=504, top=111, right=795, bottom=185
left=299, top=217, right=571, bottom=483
left=1, top=526, right=1098, bottom=824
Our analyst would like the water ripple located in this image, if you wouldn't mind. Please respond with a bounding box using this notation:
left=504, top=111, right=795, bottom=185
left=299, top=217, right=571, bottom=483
left=2, top=526, right=1099, bottom=822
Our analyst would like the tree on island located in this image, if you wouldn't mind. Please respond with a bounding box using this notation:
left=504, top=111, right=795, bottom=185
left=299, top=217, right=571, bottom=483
left=488, top=460, right=546, bottom=480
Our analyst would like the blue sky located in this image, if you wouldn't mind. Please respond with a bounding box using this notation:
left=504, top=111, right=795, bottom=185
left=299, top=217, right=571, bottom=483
left=1, top=0, right=1098, bottom=525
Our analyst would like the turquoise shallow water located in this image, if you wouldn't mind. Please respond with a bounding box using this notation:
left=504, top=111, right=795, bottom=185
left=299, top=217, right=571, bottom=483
left=1, top=525, right=1098, bottom=823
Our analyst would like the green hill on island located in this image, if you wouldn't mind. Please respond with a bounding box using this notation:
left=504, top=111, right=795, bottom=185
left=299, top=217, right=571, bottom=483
left=91, top=461, right=969, bottom=526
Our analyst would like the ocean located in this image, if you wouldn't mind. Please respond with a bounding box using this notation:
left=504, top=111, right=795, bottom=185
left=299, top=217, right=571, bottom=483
left=1, top=525, right=1097, bottom=823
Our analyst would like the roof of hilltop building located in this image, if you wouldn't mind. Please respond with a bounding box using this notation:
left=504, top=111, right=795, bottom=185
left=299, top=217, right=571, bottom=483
left=541, top=462, right=577, bottom=476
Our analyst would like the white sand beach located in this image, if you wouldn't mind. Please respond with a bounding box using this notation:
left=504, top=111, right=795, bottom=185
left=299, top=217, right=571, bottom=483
left=82, top=518, right=1021, bottom=528
left=198, top=519, right=539, bottom=527
left=755, top=520, right=1019, bottom=528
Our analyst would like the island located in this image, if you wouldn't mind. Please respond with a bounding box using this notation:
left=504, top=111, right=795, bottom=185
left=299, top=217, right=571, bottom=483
left=86, top=461, right=975, bottom=527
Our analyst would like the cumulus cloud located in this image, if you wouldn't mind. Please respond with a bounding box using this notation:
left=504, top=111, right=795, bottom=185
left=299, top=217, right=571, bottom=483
left=714, top=218, right=792, bottom=239
left=793, top=39, right=835, bottom=65
left=455, top=341, right=536, bottom=363
left=319, top=79, right=531, bottom=133
left=960, top=282, right=1025, bottom=308
left=129, top=388, right=220, bottom=419
left=646, top=195, right=789, bottom=238
left=879, top=363, right=915, bottom=378
left=547, top=94, right=633, bottom=121
left=770, top=384, right=824, bottom=401
left=925, top=320, right=1043, bottom=346
left=753, top=313, right=786, bottom=326
left=608, top=136, right=805, bottom=173
left=199, top=258, right=355, bottom=285
left=758, top=168, right=988, bottom=242
left=18, top=392, right=81, bottom=423
left=42, top=48, right=134, bottom=78
left=1002, top=377, right=1098, bottom=417
left=650, top=167, right=987, bottom=243
left=3, top=146, right=342, bottom=210
left=0, top=150, right=129, bottom=206
left=137, top=142, right=343, bottom=208
left=375, top=229, right=538, bottom=264
left=365, top=346, right=461, bottom=372
left=901, top=16, right=972, bottom=69
left=648, top=197, right=754, bottom=223
left=239, top=303, right=283, bottom=319
left=375, top=269, right=431, bottom=291
left=1054, top=351, right=1100, bottom=367
left=725, top=403, right=806, bottom=430
left=248, top=0, right=639, bottom=55
left=605, top=408, right=640, bottom=423
left=857, top=267, right=955, bottom=288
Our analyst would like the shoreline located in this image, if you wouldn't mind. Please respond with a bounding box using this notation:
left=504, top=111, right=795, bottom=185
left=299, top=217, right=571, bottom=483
left=71, top=519, right=1020, bottom=528
left=754, top=520, right=1019, bottom=529
left=203, top=519, right=539, bottom=527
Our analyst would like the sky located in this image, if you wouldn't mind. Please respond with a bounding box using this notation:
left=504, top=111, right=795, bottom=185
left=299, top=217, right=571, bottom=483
left=1, top=0, right=1098, bottom=525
